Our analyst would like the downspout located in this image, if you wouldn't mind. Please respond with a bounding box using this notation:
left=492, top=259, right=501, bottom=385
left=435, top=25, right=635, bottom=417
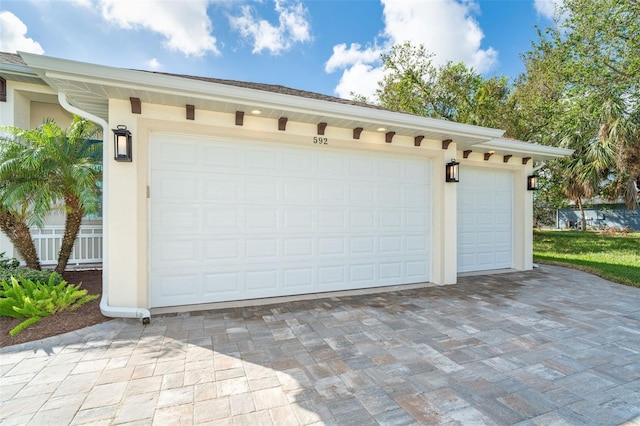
left=58, top=93, right=150, bottom=322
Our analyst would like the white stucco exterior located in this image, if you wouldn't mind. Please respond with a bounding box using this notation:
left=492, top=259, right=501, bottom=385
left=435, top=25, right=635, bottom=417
left=1, top=52, right=571, bottom=317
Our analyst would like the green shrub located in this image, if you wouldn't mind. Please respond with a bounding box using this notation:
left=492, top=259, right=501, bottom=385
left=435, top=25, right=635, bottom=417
left=0, top=274, right=99, bottom=336
left=0, top=267, right=63, bottom=287
left=0, top=252, right=19, bottom=269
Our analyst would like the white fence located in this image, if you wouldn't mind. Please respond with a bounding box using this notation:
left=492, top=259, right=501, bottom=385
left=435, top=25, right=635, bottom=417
left=30, top=225, right=103, bottom=267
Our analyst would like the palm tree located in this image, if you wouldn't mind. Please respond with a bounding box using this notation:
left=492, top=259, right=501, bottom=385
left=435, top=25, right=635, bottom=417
left=0, top=117, right=102, bottom=273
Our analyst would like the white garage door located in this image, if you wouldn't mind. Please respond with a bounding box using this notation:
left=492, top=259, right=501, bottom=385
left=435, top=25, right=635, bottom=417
left=149, top=134, right=431, bottom=308
left=457, top=167, right=513, bottom=273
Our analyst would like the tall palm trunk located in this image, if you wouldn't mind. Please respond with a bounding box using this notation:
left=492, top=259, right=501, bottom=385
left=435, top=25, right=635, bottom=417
left=55, top=194, right=84, bottom=274
left=0, top=210, right=41, bottom=270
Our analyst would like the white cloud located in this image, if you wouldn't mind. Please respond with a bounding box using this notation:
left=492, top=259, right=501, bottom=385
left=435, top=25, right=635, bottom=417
left=229, top=0, right=311, bottom=55
left=326, top=0, right=499, bottom=100
left=99, top=0, right=219, bottom=56
left=325, top=43, right=384, bottom=73
left=334, top=62, right=386, bottom=101
left=0, top=11, right=44, bottom=54
left=534, top=0, right=563, bottom=20
left=147, top=58, right=162, bottom=70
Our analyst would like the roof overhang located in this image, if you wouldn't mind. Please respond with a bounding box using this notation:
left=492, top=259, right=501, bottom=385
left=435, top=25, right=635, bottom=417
left=474, top=138, right=574, bottom=162
left=17, top=52, right=572, bottom=161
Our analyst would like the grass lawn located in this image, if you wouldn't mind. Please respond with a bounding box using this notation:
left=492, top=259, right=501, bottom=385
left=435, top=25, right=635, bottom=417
left=533, top=230, right=640, bottom=288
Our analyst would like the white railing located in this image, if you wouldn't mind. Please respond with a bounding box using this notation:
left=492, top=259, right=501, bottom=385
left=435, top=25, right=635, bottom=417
left=30, top=225, right=103, bottom=267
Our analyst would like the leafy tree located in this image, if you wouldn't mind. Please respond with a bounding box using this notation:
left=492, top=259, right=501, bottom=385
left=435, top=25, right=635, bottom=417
left=0, top=117, right=102, bottom=273
left=515, top=0, right=640, bottom=210
left=372, top=42, right=511, bottom=129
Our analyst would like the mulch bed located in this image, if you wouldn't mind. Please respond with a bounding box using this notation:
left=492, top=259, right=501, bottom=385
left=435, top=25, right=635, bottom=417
left=0, top=270, right=110, bottom=348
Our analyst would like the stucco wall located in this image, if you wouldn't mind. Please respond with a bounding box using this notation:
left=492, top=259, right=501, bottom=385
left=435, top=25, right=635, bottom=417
left=105, top=98, right=534, bottom=309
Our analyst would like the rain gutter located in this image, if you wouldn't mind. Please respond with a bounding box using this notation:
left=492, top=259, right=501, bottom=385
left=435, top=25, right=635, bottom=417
left=58, top=92, right=150, bottom=322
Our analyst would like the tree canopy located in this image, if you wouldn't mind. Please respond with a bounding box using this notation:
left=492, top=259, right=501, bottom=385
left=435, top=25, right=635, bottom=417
left=353, top=0, right=639, bottom=222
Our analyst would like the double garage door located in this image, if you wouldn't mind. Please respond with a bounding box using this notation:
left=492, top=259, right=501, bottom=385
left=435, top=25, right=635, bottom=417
left=149, top=134, right=432, bottom=308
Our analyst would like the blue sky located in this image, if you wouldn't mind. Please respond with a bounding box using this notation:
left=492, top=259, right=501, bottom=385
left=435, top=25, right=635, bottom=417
left=1, top=0, right=561, bottom=100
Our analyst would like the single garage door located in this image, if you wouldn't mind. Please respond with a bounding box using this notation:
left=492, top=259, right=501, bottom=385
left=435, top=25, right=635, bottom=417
left=149, top=133, right=431, bottom=307
left=457, top=167, right=513, bottom=273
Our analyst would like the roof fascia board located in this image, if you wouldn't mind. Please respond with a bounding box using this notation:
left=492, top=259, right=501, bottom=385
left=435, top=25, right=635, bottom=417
left=21, top=52, right=505, bottom=142
left=477, top=138, right=574, bottom=159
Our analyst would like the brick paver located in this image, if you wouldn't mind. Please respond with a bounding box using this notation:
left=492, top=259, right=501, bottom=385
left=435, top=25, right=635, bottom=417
left=1, top=265, right=639, bottom=425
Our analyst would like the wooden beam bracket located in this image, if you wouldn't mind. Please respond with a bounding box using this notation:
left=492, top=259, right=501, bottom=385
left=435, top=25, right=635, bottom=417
left=503, top=155, right=512, bottom=163
left=522, top=157, right=531, bottom=165
left=353, top=127, right=363, bottom=140
left=484, top=152, right=494, bottom=161
left=414, top=136, right=424, bottom=147
left=186, top=104, right=195, bottom=120
left=442, top=139, right=453, bottom=149
left=385, top=132, right=395, bottom=143
left=278, top=117, right=288, bottom=131
left=235, top=111, right=244, bottom=126
left=317, top=122, right=327, bottom=135
left=463, top=150, right=472, bottom=159
left=130, top=97, right=141, bottom=114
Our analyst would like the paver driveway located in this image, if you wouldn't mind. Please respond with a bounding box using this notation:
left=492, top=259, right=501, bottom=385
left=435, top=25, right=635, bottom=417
left=1, top=265, right=639, bottom=425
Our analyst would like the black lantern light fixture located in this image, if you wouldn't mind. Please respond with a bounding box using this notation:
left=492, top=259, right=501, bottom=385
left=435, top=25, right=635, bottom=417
left=527, top=174, right=539, bottom=191
left=112, top=125, right=132, bottom=162
left=445, top=159, right=460, bottom=183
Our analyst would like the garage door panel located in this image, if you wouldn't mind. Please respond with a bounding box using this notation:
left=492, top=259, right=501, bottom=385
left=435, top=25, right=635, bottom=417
left=205, top=208, right=240, bottom=230
left=406, top=162, right=428, bottom=180
left=349, top=158, right=376, bottom=178
left=283, top=209, right=314, bottom=229
left=407, top=234, right=428, bottom=251
left=152, top=239, right=200, bottom=267
left=318, top=155, right=345, bottom=174
left=283, top=151, right=313, bottom=172
left=245, top=238, right=278, bottom=259
left=246, top=179, right=279, bottom=203
left=284, top=178, right=314, bottom=203
left=155, top=274, right=198, bottom=298
left=318, top=265, right=346, bottom=286
left=318, top=237, right=346, bottom=255
left=319, top=181, right=346, bottom=203
left=349, top=210, right=375, bottom=228
left=318, top=209, right=347, bottom=230
left=247, top=149, right=278, bottom=171
left=153, top=140, right=199, bottom=168
left=150, top=134, right=431, bottom=307
left=349, top=236, right=375, bottom=254
left=379, top=210, right=402, bottom=228
left=246, top=270, right=278, bottom=290
left=153, top=204, right=199, bottom=234
left=204, top=239, right=239, bottom=261
left=283, top=237, right=313, bottom=257
left=407, top=260, right=428, bottom=277
left=379, top=236, right=402, bottom=253
left=457, top=167, right=513, bottom=273
left=349, top=182, right=375, bottom=204
left=284, top=268, right=314, bottom=288
left=203, top=272, right=239, bottom=294
left=379, top=262, right=402, bottom=279
left=245, top=208, right=278, bottom=230
left=204, top=178, right=241, bottom=201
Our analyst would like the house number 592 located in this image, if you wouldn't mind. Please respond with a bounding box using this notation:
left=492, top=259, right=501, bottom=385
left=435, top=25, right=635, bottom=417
left=313, top=137, right=328, bottom=145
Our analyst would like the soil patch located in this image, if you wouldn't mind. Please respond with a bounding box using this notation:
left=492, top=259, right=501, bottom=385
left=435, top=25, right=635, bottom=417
left=0, top=269, right=110, bottom=348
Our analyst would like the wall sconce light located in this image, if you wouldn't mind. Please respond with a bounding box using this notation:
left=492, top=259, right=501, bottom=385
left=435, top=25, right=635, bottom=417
left=527, top=174, right=539, bottom=190
left=445, top=159, right=459, bottom=183
left=112, top=125, right=132, bottom=162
